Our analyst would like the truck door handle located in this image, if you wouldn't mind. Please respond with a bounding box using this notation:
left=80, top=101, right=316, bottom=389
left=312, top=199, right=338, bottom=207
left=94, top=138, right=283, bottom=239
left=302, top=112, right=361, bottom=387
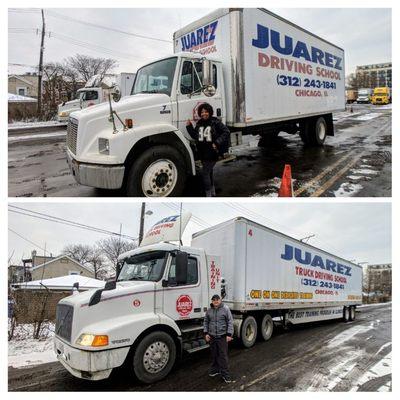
left=194, top=308, right=201, bottom=313
left=216, top=108, right=221, bottom=117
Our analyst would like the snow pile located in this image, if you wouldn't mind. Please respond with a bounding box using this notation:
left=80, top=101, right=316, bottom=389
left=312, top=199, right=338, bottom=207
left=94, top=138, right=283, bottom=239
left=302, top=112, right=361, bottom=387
left=350, top=351, right=392, bottom=392
left=8, top=120, right=66, bottom=129
left=353, top=113, right=380, bottom=121
left=8, top=321, right=56, bottom=368
left=8, top=93, right=37, bottom=102
left=327, top=324, right=374, bottom=348
left=334, top=182, right=363, bottom=197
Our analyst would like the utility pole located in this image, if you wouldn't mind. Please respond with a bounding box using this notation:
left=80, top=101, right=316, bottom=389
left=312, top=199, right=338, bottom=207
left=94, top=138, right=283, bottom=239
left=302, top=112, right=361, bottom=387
left=37, top=9, right=45, bottom=118
left=139, top=203, right=146, bottom=244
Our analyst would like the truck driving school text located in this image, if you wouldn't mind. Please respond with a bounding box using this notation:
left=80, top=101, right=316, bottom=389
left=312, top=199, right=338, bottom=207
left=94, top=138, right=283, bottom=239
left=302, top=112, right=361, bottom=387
left=252, top=24, right=343, bottom=97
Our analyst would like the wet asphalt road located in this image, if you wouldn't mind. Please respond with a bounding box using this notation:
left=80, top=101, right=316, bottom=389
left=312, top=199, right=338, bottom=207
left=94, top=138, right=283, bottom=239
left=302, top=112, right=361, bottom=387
left=8, top=104, right=391, bottom=197
left=8, top=302, right=391, bottom=392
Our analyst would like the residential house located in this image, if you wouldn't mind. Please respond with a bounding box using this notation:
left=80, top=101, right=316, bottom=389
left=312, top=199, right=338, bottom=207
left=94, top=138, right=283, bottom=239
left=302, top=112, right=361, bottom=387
left=8, top=73, right=39, bottom=98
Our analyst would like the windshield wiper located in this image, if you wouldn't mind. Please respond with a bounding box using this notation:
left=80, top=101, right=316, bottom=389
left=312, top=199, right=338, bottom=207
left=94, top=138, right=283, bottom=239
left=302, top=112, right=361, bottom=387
left=138, top=90, right=158, bottom=94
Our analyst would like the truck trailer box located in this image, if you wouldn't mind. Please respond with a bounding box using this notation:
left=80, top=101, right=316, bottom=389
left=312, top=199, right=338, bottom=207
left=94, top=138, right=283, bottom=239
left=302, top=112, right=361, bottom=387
left=174, top=8, right=346, bottom=127
left=192, top=217, right=362, bottom=311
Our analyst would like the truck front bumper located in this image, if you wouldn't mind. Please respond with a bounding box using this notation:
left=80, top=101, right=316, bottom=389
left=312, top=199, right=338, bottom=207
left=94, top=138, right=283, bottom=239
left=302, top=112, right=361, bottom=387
left=54, top=336, right=130, bottom=381
left=66, top=150, right=125, bottom=190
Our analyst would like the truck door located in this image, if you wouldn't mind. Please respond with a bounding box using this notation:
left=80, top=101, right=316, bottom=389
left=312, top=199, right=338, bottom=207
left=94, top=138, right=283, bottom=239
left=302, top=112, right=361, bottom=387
left=177, top=59, right=223, bottom=136
left=162, top=253, right=204, bottom=320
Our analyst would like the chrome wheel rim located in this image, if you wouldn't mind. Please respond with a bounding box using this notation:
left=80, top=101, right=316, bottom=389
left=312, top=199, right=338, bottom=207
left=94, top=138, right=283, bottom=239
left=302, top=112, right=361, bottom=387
left=317, top=121, right=326, bottom=141
left=245, top=322, right=255, bottom=342
left=141, top=159, right=178, bottom=197
left=143, top=341, right=170, bottom=374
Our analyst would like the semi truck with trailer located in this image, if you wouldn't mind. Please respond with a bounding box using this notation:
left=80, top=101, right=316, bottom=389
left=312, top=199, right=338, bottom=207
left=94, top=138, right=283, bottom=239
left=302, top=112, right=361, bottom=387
left=58, top=73, right=135, bottom=122
left=54, top=216, right=362, bottom=384
left=65, top=8, right=345, bottom=196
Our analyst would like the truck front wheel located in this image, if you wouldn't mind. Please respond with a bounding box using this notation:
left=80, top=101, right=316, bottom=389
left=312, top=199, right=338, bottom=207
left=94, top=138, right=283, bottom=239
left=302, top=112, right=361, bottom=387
left=126, top=145, right=186, bottom=197
left=132, top=331, right=176, bottom=383
left=349, top=306, right=356, bottom=321
left=240, top=316, right=258, bottom=348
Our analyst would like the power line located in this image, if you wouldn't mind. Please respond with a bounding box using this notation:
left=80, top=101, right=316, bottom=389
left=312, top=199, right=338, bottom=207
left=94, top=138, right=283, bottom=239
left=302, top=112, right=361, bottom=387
left=46, top=10, right=172, bottom=44
left=162, top=203, right=209, bottom=229
left=8, top=205, right=137, bottom=241
left=8, top=228, right=52, bottom=254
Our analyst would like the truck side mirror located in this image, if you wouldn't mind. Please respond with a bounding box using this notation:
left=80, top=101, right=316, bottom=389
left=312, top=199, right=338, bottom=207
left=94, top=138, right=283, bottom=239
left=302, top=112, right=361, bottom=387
left=111, top=85, right=121, bottom=102
left=201, top=59, right=216, bottom=97
left=116, top=261, right=123, bottom=279
left=175, top=251, right=188, bottom=285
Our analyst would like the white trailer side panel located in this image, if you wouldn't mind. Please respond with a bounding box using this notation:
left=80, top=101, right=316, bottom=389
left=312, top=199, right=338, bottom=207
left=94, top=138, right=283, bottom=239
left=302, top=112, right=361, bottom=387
left=243, top=220, right=362, bottom=309
left=192, top=218, right=362, bottom=312
left=242, top=8, right=345, bottom=124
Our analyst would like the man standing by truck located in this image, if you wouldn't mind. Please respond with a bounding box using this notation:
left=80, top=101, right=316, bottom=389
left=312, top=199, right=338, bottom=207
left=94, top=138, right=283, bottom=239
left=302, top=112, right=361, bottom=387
left=204, top=294, right=234, bottom=383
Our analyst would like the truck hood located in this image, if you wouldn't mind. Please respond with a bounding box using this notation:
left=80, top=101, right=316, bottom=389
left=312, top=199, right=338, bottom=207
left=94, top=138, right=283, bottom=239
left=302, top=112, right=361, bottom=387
left=70, top=93, right=171, bottom=124
left=58, top=99, right=80, bottom=112
left=69, top=93, right=175, bottom=160
left=61, top=280, right=156, bottom=307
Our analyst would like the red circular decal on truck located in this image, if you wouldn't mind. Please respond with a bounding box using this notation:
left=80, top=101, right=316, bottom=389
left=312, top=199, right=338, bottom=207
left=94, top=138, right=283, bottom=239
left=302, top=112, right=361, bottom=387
left=176, top=295, right=193, bottom=316
left=133, top=299, right=141, bottom=307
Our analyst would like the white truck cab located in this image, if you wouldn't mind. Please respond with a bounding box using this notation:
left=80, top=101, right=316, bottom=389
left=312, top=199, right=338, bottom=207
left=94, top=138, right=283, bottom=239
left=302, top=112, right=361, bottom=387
left=54, top=242, right=221, bottom=383
left=66, top=52, right=222, bottom=196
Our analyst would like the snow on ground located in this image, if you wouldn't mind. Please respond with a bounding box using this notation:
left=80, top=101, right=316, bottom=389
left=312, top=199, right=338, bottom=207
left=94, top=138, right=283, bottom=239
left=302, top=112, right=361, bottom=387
left=8, top=321, right=56, bottom=368
left=333, top=182, right=363, bottom=197
left=8, top=120, right=66, bottom=129
left=8, top=132, right=66, bottom=142
left=352, top=113, right=381, bottom=121
left=351, top=168, right=378, bottom=175
left=350, top=351, right=392, bottom=392
left=358, top=302, right=391, bottom=308
left=327, top=324, right=374, bottom=348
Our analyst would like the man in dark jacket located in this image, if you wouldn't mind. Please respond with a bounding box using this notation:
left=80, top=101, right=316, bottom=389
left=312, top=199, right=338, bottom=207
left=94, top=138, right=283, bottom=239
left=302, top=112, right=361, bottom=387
left=186, top=103, right=230, bottom=197
left=203, top=294, right=234, bottom=383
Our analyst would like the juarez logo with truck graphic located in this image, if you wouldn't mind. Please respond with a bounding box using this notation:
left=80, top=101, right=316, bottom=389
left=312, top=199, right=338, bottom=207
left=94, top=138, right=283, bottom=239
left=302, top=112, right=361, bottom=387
left=180, top=20, right=218, bottom=55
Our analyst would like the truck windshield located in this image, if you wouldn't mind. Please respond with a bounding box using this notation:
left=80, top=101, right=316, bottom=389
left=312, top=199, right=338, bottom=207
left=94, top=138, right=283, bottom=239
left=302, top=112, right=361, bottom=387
left=117, top=251, right=167, bottom=282
left=80, top=90, right=98, bottom=101
left=131, top=57, right=177, bottom=96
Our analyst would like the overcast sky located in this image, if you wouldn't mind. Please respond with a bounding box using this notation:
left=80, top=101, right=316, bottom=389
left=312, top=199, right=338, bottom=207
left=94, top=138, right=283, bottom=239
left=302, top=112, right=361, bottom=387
left=8, top=202, right=391, bottom=266
left=8, top=8, right=391, bottom=76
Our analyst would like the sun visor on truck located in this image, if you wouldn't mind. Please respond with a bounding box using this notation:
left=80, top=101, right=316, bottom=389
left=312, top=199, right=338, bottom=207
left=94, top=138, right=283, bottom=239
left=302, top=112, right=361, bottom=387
left=140, top=212, right=192, bottom=247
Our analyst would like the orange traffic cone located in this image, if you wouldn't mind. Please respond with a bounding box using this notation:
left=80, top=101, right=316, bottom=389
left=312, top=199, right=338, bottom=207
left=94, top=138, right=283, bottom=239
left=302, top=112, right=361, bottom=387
left=278, top=164, right=293, bottom=197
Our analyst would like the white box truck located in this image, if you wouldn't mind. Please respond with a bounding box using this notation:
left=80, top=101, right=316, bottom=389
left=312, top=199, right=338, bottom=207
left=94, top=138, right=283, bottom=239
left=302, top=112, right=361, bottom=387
left=356, top=88, right=373, bottom=104
left=58, top=73, right=135, bottom=122
left=65, top=8, right=345, bottom=196
left=54, top=217, right=361, bottom=383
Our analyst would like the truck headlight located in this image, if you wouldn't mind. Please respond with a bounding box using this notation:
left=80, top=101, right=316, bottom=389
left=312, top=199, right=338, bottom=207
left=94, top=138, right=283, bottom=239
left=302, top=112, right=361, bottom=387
left=59, top=111, right=67, bottom=117
left=98, top=138, right=110, bottom=154
left=76, top=334, right=109, bottom=347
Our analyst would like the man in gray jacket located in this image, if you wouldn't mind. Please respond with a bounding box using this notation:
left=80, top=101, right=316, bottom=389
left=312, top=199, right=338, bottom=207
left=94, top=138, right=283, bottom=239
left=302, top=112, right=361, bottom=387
left=204, top=294, right=234, bottom=383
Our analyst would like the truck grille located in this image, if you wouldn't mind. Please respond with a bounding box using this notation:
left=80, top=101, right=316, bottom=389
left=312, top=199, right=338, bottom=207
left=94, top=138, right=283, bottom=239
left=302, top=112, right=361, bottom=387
left=55, top=304, right=74, bottom=342
left=67, top=118, right=78, bottom=154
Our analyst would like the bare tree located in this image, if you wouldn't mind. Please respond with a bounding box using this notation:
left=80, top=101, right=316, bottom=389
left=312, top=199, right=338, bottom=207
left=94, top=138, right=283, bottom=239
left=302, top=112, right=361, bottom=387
left=97, top=237, right=136, bottom=272
left=62, top=244, right=108, bottom=279
left=65, top=54, right=118, bottom=82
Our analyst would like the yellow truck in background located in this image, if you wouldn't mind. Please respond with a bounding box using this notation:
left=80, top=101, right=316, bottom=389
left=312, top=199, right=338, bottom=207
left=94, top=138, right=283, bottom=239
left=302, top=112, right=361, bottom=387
left=371, top=87, right=391, bottom=105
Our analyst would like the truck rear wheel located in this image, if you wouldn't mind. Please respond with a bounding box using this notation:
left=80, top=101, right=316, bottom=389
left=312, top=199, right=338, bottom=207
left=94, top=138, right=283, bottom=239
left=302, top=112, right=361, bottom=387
left=300, top=117, right=327, bottom=146
left=126, top=145, right=186, bottom=197
left=240, top=316, right=257, bottom=348
left=132, top=331, right=176, bottom=383
left=343, top=306, right=350, bottom=322
left=259, top=313, right=274, bottom=341
left=349, top=306, right=356, bottom=321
